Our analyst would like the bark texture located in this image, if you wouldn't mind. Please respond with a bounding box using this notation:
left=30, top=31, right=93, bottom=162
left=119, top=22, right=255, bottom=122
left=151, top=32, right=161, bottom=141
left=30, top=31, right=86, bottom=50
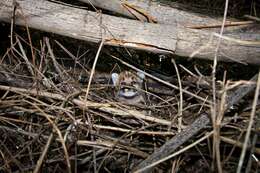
left=0, top=0, right=260, bottom=64
left=80, top=0, right=229, bottom=26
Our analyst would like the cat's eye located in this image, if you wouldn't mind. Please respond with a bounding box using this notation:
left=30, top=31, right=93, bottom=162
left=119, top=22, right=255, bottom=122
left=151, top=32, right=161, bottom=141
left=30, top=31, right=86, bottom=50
left=121, top=82, right=127, bottom=86
left=131, top=81, right=137, bottom=85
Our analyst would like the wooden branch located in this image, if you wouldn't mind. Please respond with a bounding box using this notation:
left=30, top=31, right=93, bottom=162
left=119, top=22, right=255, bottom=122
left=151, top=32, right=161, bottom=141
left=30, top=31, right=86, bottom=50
left=134, top=113, right=210, bottom=172
left=133, top=73, right=259, bottom=172
left=80, top=0, right=246, bottom=28
left=1, top=0, right=260, bottom=64
left=0, top=84, right=174, bottom=127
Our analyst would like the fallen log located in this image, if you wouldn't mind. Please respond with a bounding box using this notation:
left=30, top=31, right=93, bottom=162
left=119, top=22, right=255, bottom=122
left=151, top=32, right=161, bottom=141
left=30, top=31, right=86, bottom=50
left=1, top=0, right=260, bottom=64
left=80, top=0, right=253, bottom=29
left=80, top=0, right=223, bottom=25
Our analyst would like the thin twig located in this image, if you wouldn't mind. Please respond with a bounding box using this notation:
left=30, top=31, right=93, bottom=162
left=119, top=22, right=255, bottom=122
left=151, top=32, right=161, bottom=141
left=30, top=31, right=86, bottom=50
left=33, top=133, right=54, bottom=173
left=172, top=58, right=183, bottom=132
left=212, top=0, right=229, bottom=172
left=26, top=101, right=72, bottom=173
left=83, top=38, right=106, bottom=173
left=0, top=85, right=174, bottom=126
left=134, top=131, right=214, bottom=173
left=236, top=69, right=260, bottom=173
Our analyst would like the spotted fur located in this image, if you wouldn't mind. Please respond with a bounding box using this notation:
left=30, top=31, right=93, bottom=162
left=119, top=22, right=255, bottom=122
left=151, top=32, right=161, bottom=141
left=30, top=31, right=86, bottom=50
left=112, top=71, right=145, bottom=104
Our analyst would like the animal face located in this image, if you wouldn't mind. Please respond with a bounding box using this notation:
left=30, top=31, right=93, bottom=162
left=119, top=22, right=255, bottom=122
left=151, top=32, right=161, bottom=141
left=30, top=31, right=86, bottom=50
left=111, top=71, right=145, bottom=104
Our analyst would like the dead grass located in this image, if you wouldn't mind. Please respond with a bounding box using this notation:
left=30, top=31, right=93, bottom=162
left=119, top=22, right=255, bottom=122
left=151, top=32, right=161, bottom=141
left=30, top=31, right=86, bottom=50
left=0, top=0, right=259, bottom=172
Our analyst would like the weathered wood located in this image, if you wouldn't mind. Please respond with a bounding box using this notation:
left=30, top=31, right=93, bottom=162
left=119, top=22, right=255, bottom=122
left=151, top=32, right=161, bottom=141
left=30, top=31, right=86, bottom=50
left=1, top=0, right=260, bottom=64
left=80, top=0, right=256, bottom=33
left=134, top=113, right=211, bottom=173
left=134, top=73, right=259, bottom=172
left=80, top=0, right=230, bottom=26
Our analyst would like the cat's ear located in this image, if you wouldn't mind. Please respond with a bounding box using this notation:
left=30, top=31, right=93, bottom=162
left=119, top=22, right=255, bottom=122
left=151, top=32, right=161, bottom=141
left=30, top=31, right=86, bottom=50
left=111, top=73, right=119, bottom=86
left=137, top=71, right=145, bottom=82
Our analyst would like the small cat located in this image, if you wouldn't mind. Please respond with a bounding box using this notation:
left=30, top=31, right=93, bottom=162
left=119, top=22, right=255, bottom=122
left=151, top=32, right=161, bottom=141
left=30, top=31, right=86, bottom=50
left=111, top=71, right=145, bottom=105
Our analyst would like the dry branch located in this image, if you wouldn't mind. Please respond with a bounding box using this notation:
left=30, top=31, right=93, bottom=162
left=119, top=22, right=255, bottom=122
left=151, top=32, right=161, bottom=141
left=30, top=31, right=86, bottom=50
left=0, top=85, right=174, bottom=127
left=134, top=73, right=259, bottom=172
left=134, top=113, right=210, bottom=172
left=1, top=0, right=260, bottom=64
left=80, top=0, right=237, bottom=27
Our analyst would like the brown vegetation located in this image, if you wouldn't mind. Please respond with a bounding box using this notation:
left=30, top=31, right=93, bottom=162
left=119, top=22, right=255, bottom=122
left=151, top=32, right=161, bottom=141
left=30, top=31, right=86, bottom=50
left=0, top=0, right=259, bottom=172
